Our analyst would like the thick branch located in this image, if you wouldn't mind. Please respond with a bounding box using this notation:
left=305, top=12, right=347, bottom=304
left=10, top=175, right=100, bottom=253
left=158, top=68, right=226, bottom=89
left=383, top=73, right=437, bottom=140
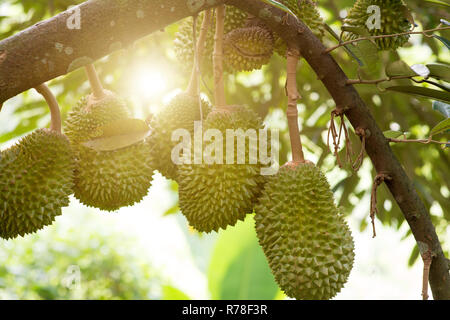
left=0, top=0, right=216, bottom=105
left=0, top=0, right=449, bottom=299
left=228, top=0, right=450, bottom=300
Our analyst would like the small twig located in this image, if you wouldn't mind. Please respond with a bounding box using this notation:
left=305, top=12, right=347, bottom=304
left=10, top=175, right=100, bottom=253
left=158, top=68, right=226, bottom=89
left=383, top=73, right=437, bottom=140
left=370, top=172, right=392, bottom=238
left=34, top=83, right=62, bottom=133
left=327, top=110, right=341, bottom=167
left=324, top=25, right=450, bottom=54
left=327, top=109, right=351, bottom=168
left=84, top=64, right=105, bottom=99
left=187, top=10, right=212, bottom=97
left=286, top=48, right=305, bottom=163
left=353, top=127, right=366, bottom=172
left=388, top=138, right=449, bottom=146
left=213, top=5, right=226, bottom=108
left=346, top=75, right=418, bottom=85
left=421, top=249, right=432, bottom=300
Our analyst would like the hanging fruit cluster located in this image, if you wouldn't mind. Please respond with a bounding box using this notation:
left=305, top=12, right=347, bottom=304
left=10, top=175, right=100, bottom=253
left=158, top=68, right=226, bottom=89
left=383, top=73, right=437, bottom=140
left=0, top=0, right=420, bottom=299
left=343, top=0, right=413, bottom=50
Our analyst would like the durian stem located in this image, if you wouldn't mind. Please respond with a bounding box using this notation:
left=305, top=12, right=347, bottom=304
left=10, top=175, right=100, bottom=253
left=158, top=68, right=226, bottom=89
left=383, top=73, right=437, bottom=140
left=186, top=9, right=213, bottom=96
left=35, top=83, right=62, bottom=133
left=213, top=5, right=226, bottom=108
left=422, top=249, right=432, bottom=300
left=286, top=49, right=305, bottom=164
left=84, top=64, right=105, bottom=99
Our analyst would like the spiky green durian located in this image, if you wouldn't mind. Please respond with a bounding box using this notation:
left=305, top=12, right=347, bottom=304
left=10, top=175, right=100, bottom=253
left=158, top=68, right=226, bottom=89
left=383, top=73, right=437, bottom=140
left=0, top=129, right=74, bottom=239
left=174, top=5, right=247, bottom=73
left=177, top=105, right=266, bottom=232
left=255, top=162, right=355, bottom=300
left=274, top=0, right=326, bottom=57
left=64, top=90, right=131, bottom=145
left=65, top=91, right=154, bottom=211
left=343, top=0, right=412, bottom=50
left=224, top=26, right=274, bottom=72
left=148, top=92, right=211, bottom=181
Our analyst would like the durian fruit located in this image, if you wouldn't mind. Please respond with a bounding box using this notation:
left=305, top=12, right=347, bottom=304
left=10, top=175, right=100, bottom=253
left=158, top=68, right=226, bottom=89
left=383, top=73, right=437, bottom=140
left=274, top=0, right=326, bottom=57
left=223, top=26, right=274, bottom=72
left=255, top=162, right=355, bottom=300
left=148, top=92, right=211, bottom=181
left=343, top=0, right=412, bottom=50
left=177, top=105, right=266, bottom=232
left=0, top=129, right=74, bottom=239
left=64, top=90, right=131, bottom=145
left=65, top=90, right=154, bottom=211
left=174, top=5, right=247, bottom=73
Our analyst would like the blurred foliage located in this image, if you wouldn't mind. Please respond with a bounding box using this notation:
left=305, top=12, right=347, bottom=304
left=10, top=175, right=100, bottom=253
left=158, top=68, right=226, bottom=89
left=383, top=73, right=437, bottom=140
left=0, top=211, right=159, bottom=299
left=0, top=0, right=449, bottom=299
left=208, top=216, right=280, bottom=300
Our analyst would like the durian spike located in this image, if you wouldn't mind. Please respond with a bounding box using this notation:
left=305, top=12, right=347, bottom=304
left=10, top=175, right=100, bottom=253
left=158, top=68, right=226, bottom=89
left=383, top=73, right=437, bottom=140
left=84, top=64, right=106, bottom=99
left=213, top=5, right=226, bottom=109
left=34, top=83, right=62, bottom=133
left=186, top=9, right=213, bottom=96
left=286, top=48, right=305, bottom=164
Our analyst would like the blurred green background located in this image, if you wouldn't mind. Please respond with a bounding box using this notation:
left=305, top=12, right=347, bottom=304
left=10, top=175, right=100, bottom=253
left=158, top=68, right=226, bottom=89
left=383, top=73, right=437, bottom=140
left=0, top=0, right=449, bottom=299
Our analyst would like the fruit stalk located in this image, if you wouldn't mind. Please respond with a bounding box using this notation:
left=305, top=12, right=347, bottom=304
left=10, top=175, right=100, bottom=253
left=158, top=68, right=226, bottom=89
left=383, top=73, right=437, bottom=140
left=84, top=64, right=106, bottom=99
left=34, top=83, right=62, bottom=133
left=213, top=5, right=226, bottom=108
left=186, top=9, right=213, bottom=96
left=286, top=48, right=305, bottom=163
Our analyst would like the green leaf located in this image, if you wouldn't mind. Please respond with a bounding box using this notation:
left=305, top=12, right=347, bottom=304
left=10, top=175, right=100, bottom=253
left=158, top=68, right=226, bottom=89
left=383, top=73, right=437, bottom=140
left=383, top=130, right=406, bottom=139
left=82, top=118, right=151, bottom=151
left=93, top=118, right=150, bottom=138
left=162, top=285, right=191, bottom=300
left=258, top=0, right=298, bottom=20
left=408, top=245, right=419, bottom=267
left=427, top=63, right=450, bottom=82
left=208, top=215, right=279, bottom=300
left=323, top=23, right=363, bottom=66
left=163, top=205, right=180, bottom=216
left=432, top=101, right=450, bottom=118
left=429, top=118, right=450, bottom=136
left=385, top=60, right=417, bottom=78
left=353, top=40, right=381, bottom=74
left=434, top=35, right=450, bottom=50
left=341, top=25, right=371, bottom=38
left=424, top=0, right=450, bottom=7
left=386, top=86, right=450, bottom=103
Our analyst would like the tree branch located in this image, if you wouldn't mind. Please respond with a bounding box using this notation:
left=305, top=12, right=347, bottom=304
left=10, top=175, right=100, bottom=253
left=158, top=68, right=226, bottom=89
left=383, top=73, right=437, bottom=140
left=0, top=0, right=449, bottom=299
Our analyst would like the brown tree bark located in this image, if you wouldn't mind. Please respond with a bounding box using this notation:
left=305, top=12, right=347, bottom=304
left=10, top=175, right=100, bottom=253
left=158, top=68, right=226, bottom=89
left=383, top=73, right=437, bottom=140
left=0, top=0, right=448, bottom=299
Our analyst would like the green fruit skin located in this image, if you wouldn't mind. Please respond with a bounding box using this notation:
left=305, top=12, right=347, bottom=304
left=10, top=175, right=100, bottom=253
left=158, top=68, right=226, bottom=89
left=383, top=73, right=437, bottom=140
left=255, top=163, right=355, bottom=300
left=174, top=5, right=247, bottom=73
left=73, top=141, right=154, bottom=211
left=343, top=0, right=411, bottom=50
left=64, top=91, right=131, bottom=145
left=178, top=106, right=266, bottom=233
left=224, top=26, right=274, bottom=72
left=148, top=92, right=211, bottom=181
left=0, top=129, right=74, bottom=239
left=65, top=92, right=154, bottom=211
left=274, top=0, right=326, bottom=57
